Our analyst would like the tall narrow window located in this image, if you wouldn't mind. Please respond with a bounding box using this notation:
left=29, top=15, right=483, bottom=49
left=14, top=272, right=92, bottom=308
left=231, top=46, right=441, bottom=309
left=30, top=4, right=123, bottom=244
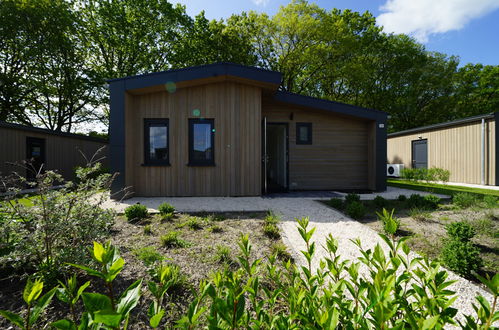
left=144, top=119, right=169, bottom=165
left=296, top=122, right=312, bottom=145
left=189, top=119, right=215, bottom=166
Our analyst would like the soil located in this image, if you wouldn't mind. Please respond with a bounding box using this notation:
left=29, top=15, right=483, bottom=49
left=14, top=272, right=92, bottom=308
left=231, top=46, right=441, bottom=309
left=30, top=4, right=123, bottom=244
left=0, top=212, right=284, bottom=329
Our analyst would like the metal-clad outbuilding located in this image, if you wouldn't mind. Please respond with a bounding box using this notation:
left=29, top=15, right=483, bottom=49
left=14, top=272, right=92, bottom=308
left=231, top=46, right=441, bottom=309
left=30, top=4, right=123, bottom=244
left=387, top=113, right=498, bottom=186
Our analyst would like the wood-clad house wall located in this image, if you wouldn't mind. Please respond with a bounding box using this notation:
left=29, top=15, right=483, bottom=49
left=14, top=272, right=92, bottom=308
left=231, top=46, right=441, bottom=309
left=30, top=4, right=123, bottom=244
left=125, top=81, right=262, bottom=196
left=387, top=119, right=496, bottom=185
left=262, top=100, right=374, bottom=191
left=0, top=126, right=108, bottom=181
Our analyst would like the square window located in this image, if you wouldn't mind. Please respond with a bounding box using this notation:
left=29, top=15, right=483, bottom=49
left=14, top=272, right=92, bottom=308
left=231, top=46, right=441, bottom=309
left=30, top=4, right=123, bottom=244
left=144, top=119, right=169, bottom=165
left=296, top=123, right=312, bottom=144
left=189, top=119, right=215, bottom=166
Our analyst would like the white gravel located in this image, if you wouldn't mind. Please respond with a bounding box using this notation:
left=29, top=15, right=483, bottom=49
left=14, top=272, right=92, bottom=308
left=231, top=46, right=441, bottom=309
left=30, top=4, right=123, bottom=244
left=101, top=188, right=493, bottom=322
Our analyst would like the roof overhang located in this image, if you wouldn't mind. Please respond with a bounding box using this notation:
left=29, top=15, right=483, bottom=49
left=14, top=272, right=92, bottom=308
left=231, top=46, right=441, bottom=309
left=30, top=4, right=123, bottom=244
left=108, top=63, right=282, bottom=95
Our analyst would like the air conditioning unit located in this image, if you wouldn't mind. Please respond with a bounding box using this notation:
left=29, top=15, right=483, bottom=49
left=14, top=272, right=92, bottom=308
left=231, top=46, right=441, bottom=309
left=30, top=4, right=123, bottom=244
left=387, top=164, right=404, bottom=177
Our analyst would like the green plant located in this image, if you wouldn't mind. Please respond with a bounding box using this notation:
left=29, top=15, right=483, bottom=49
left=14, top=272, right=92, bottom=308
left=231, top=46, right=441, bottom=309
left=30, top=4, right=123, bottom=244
left=397, top=194, right=407, bottom=201
left=208, top=214, right=226, bottom=222
left=401, top=167, right=450, bottom=183
left=376, top=208, right=400, bottom=236
left=408, top=208, right=433, bottom=222
left=160, top=231, right=189, bottom=248
left=124, top=203, right=148, bottom=222
left=481, top=195, right=498, bottom=208
left=55, top=274, right=90, bottom=324
left=64, top=241, right=143, bottom=329
left=143, top=224, right=153, bottom=235
left=423, top=194, right=441, bottom=209
left=215, top=245, right=232, bottom=264
left=441, top=222, right=483, bottom=278
left=327, top=198, right=344, bottom=210
left=373, top=195, right=387, bottom=208
left=345, top=192, right=360, bottom=204
left=453, top=192, right=479, bottom=208
left=263, top=223, right=280, bottom=239
left=208, top=224, right=223, bottom=233
left=270, top=242, right=292, bottom=261
left=133, top=246, right=164, bottom=267
left=0, top=278, right=57, bottom=330
left=264, top=211, right=280, bottom=225
left=345, top=201, right=365, bottom=219
left=161, top=212, right=174, bottom=222
left=158, top=202, right=175, bottom=215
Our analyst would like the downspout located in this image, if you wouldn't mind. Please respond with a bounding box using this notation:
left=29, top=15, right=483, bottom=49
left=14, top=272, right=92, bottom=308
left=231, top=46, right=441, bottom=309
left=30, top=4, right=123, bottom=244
left=481, top=118, right=486, bottom=185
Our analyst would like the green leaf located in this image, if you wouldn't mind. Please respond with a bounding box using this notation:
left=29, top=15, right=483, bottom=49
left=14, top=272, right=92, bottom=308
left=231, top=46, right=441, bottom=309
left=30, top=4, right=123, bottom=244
left=422, top=316, right=439, bottom=329
left=81, top=293, right=112, bottom=313
left=93, top=310, right=122, bottom=327
left=107, top=257, right=125, bottom=282
left=92, top=241, right=106, bottom=263
left=52, top=319, right=77, bottom=330
left=74, top=281, right=91, bottom=305
left=29, top=287, right=57, bottom=326
left=117, top=279, right=142, bottom=316
left=23, top=278, right=43, bottom=305
left=0, top=310, right=24, bottom=328
left=68, top=263, right=106, bottom=280
left=149, top=309, right=165, bottom=328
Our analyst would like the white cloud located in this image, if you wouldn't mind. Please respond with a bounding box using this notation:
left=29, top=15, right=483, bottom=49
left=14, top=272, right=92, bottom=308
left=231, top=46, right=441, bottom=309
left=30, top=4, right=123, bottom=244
left=377, top=0, right=499, bottom=42
left=252, top=0, right=270, bottom=6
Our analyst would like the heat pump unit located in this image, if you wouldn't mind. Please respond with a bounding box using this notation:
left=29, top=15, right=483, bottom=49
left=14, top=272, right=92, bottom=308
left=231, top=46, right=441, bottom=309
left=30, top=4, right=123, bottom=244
left=387, top=164, right=404, bottom=177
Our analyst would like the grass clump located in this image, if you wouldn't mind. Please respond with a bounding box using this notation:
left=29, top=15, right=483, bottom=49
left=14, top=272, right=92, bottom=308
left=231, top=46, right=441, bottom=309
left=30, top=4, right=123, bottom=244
left=207, top=214, right=226, bottom=222
left=160, top=231, right=189, bottom=248
left=158, top=202, right=175, bottom=215
left=452, top=192, right=478, bottom=209
left=208, top=224, right=223, bottom=233
left=124, top=203, right=148, bottom=222
left=263, top=223, right=280, bottom=239
left=271, top=242, right=293, bottom=261
left=133, top=246, right=164, bottom=267
left=408, top=208, right=433, bottom=222
left=161, top=212, right=175, bottom=222
left=186, top=217, right=202, bottom=230
left=264, top=211, right=280, bottom=225
left=149, top=262, right=186, bottom=293
left=345, top=201, right=365, bottom=220
left=215, top=245, right=232, bottom=264
left=143, top=224, right=153, bottom=235
left=327, top=198, right=344, bottom=210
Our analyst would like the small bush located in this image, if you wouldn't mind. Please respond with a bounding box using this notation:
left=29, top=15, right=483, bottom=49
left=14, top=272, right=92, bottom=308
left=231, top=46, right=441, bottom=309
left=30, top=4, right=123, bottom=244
left=376, top=208, right=399, bottom=235
left=423, top=194, right=441, bottom=209
left=185, top=217, right=202, bottom=230
left=373, top=196, right=387, bottom=208
left=446, top=221, right=476, bottom=241
left=345, top=201, right=365, bottom=220
left=397, top=194, right=407, bottom=202
left=160, top=231, right=189, bottom=248
left=149, top=263, right=186, bottom=292
left=215, top=245, right=232, bottom=264
left=124, top=204, right=148, bottom=222
left=143, top=224, right=152, bottom=235
left=264, top=211, right=280, bottom=225
left=481, top=195, right=498, bottom=208
left=133, top=246, right=164, bottom=266
left=208, top=224, right=223, bottom=233
left=407, top=194, right=438, bottom=210
left=263, top=224, right=280, bottom=239
left=401, top=167, right=450, bottom=183
left=158, top=202, right=175, bottom=215
left=161, top=212, right=174, bottom=222
left=327, top=198, right=344, bottom=210
left=453, top=192, right=478, bottom=209
left=345, top=193, right=360, bottom=205
left=271, top=242, right=292, bottom=261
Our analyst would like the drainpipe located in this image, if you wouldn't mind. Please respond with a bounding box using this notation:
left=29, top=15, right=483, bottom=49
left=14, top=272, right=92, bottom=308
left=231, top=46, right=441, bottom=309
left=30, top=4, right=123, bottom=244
left=481, top=118, right=485, bottom=185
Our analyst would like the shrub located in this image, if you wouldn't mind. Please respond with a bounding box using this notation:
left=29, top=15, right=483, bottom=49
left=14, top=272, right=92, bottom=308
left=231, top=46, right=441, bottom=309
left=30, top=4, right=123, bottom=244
left=160, top=231, right=189, bottom=248
left=481, top=195, right=498, bottom=208
left=161, top=212, right=174, bottom=222
left=215, top=245, right=232, bottom=264
left=453, top=192, right=478, bottom=209
left=401, top=167, right=450, bottom=183
left=125, top=204, right=148, bottom=222
left=270, top=242, right=292, bottom=261
left=373, top=195, right=387, bottom=208
left=186, top=217, right=202, bottom=230
left=397, top=194, right=407, bottom=202
left=345, top=193, right=360, bottom=205
left=423, top=194, right=441, bottom=209
left=144, top=224, right=153, bottom=235
left=263, top=223, right=280, bottom=239
left=264, top=211, right=280, bottom=225
left=208, top=224, right=223, bottom=233
left=441, top=221, right=482, bottom=278
left=376, top=208, right=399, bottom=236
left=345, top=201, right=365, bottom=220
left=158, top=202, right=175, bottom=215
left=406, top=194, right=438, bottom=210
left=327, top=198, right=344, bottom=210
left=133, top=246, right=164, bottom=266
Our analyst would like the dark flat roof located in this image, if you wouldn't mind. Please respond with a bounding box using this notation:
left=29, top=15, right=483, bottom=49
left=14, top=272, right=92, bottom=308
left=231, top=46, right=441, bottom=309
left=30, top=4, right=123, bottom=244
left=388, top=113, right=495, bottom=138
left=108, top=62, right=282, bottom=91
left=0, top=121, right=108, bottom=143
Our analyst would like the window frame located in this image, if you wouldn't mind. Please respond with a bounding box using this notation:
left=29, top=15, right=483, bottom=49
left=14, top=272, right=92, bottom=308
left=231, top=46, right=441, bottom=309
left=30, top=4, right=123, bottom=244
left=188, top=118, right=215, bottom=166
left=143, top=118, right=170, bottom=166
left=296, top=122, right=313, bottom=145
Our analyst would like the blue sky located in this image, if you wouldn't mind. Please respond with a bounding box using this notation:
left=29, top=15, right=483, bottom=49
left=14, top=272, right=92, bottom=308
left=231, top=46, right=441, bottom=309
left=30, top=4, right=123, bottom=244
left=172, top=0, right=499, bottom=66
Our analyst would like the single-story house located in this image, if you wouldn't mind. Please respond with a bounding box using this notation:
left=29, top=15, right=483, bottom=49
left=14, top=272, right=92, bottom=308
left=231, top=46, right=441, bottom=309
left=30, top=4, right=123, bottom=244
left=387, top=113, right=498, bottom=185
left=0, top=121, right=108, bottom=182
left=108, top=63, right=387, bottom=198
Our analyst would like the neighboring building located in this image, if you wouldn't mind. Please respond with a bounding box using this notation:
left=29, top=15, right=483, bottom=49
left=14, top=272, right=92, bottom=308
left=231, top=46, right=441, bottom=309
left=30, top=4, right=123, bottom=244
left=0, top=121, right=108, bottom=182
left=387, top=113, right=498, bottom=185
left=108, top=63, right=387, bottom=198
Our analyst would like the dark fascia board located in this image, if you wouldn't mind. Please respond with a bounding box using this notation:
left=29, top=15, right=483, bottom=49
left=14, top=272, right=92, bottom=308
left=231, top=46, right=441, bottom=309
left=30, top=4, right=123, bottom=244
left=0, top=121, right=108, bottom=143
left=388, top=113, right=495, bottom=138
left=107, top=62, right=282, bottom=91
left=272, top=91, right=387, bottom=121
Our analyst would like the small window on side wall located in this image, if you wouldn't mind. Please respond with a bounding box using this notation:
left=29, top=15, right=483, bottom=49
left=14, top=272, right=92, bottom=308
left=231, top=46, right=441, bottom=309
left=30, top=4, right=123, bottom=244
left=189, top=118, right=215, bottom=166
left=296, top=122, right=312, bottom=145
left=144, top=119, right=169, bottom=165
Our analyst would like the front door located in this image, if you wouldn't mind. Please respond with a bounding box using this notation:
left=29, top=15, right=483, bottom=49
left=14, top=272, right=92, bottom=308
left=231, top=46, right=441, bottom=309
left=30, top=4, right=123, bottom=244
left=26, top=137, right=45, bottom=181
left=263, top=122, right=289, bottom=193
left=412, top=139, right=428, bottom=169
